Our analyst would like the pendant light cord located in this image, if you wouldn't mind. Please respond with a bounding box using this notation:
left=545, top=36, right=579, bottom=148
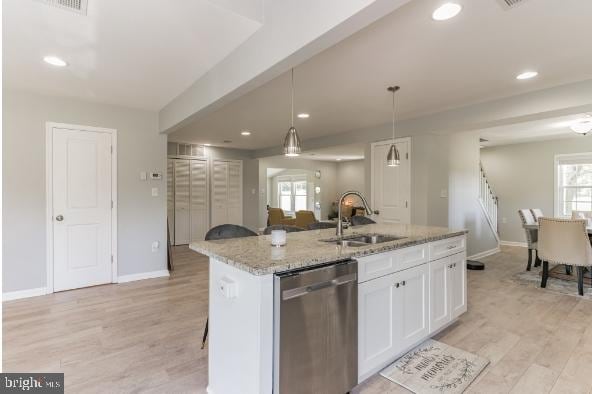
left=291, top=68, right=295, bottom=128
left=392, top=88, right=396, bottom=142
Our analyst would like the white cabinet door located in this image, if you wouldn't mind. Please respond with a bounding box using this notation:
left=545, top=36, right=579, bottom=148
left=393, top=264, right=429, bottom=352
left=429, top=256, right=451, bottom=333
left=174, top=159, right=191, bottom=245
left=450, top=252, right=467, bottom=319
left=358, top=273, right=396, bottom=378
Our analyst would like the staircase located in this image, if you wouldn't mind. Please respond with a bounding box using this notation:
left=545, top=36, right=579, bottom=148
left=478, top=163, right=499, bottom=241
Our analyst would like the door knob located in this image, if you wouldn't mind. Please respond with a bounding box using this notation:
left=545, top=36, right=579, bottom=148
left=374, top=210, right=380, bottom=215
left=55, top=215, right=64, bottom=221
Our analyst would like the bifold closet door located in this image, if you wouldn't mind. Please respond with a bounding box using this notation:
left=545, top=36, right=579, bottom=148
left=211, top=160, right=242, bottom=227
left=167, top=159, right=175, bottom=241
left=190, top=160, right=208, bottom=242
left=174, top=159, right=190, bottom=245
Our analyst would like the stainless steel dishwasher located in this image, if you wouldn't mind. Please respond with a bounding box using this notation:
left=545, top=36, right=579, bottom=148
left=273, top=259, right=358, bottom=394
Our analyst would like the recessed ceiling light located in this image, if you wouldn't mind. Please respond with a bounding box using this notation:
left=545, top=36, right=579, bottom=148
left=336, top=158, right=342, bottom=161
left=297, top=113, right=310, bottom=119
left=432, top=3, right=462, bottom=21
left=43, top=55, right=67, bottom=67
left=240, top=130, right=251, bottom=136
left=516, top=71, right=538, bottom=80
left=204, top=143, right=211, bottom=146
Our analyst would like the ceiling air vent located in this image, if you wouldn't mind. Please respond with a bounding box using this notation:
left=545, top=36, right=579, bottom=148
left=35, top=0, right=88, bottom=15
left=497, top=0, right=528, bottom=10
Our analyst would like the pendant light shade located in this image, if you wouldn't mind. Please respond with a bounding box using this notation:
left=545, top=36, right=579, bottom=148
left=283, top=68, right=302, bottom=156
left=386, top=86, right=401, bottom=167
left=284, top=127, right=301, bottom=156
left=387, top=143, right=400, bottom=167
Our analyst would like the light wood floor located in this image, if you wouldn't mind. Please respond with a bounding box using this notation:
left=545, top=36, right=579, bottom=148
left=4, top=245, right=592, bottom=393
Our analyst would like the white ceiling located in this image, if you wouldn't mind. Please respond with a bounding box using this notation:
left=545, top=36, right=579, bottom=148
left=3, top=0, right=262, bottom=110
left=480, top=113, right=592, bottom=147
left=170, top=0, right=592, bottom=149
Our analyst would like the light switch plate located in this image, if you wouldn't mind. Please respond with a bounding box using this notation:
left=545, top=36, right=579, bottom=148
left=440, top=189, right=448, bottom=198
left=151, top=187, right=158, bottom=197
left=140, top=171, right=147, bottom=181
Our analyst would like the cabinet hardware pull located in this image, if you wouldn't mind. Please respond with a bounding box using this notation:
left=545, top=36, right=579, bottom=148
left=395, top=283, right=400, bottom=288
left=401, top=280, right=406, bottom=286
left=447, top=245, right=456, bottom=250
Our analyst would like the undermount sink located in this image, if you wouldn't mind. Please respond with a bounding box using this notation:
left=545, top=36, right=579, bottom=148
left=322, top=234, right=406, bottom=247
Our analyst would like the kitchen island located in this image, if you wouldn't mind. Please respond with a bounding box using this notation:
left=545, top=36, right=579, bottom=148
left=190, top=223, right=468, bottom=394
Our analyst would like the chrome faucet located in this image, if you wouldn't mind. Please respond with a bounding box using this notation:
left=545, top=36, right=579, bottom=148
left=336, top=191, right=374, bottom=237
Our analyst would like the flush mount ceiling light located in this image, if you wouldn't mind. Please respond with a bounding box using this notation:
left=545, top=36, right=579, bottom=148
left=43, top=55, right=67, bottom=67
left=283, top=68, right=302, bottom=157
left=516, top=71, right=538, bottom=80
left=386, top=86, right=401, bottom=167
left=571, top=116, right=592, bottom=135
left=432, top=3, right=462, bottom=21
left=240, top=130, right=251, bottom=136
left=204, top=143, right=211, bottom=146
left=297, top=113, right=310, bottom=119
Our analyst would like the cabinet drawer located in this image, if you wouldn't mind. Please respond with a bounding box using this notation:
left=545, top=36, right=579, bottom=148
left=429, top=236, right=465, bottom=261
left=357, top=244, right=428, bottom=283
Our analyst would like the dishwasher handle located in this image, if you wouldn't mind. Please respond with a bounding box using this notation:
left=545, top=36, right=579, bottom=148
left=282, top=272, right=357, bottom=300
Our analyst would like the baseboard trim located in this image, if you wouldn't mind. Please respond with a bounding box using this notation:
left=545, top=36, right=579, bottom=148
left=3, top=287, right=48, bottom=302
left=117, top=270, right=170, bottom=283
left=468, top=247, right=501, bottom=261
left=500, top=241, right=528, bottom=248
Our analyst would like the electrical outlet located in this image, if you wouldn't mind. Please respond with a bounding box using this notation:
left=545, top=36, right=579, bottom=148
left=151, top=241, right=160, bottom=252
left=151, top=187, right=158, bottom=197
left=502, top=217, right=507, bottom=224
left=140, top=171, right=147, bottom=181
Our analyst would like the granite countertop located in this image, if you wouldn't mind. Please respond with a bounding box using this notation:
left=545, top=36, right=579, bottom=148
left=189, top=223, right=467, bottom=276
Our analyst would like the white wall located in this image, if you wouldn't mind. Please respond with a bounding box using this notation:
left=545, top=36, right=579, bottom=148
left=481, top=136, right=592, bottom=243
left=3, top=90, right=167, bottom=293
left=449, top=131, right=498, bottom=256
left=336, top=160, right=365, bottom=205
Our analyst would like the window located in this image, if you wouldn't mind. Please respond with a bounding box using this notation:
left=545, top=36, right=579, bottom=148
left=277, top=176, right=308, bottom=213
left=556, top=154, right=592, bottom=217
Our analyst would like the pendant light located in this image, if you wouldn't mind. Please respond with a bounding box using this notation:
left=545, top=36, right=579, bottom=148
left=283, top=68, right=302, bottom=156
left=386, top=86, right=401, bottom=167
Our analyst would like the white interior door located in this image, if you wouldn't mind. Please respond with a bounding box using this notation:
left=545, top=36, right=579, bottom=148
left=190, top=159, right=209, bottom=242
left=211, top=160, right=243, bottom=227
left=371, top=139, right=411, bottom=224
left=174, top=159, right=191, bottom=245
left=52, top=127, right=113, bottom=292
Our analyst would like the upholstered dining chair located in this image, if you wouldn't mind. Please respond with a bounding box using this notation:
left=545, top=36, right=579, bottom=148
left=518, top=209, right=540, bottom=271
left=295, top=210, right=317, bottom=228
left=262, top=224, right=305, bottom=235
left=531, top=209, right=544, bottom=222
left=267, top=208, right=296, bottom=226
left=351, top=216, right=376, bottom=226
left=307, top=221, right=337, bottom=230
left=572, top=210, right=592, bottom=223
left=539, top=218, right=592, bottom=296
left=201, top=224, right=258, bottom=349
